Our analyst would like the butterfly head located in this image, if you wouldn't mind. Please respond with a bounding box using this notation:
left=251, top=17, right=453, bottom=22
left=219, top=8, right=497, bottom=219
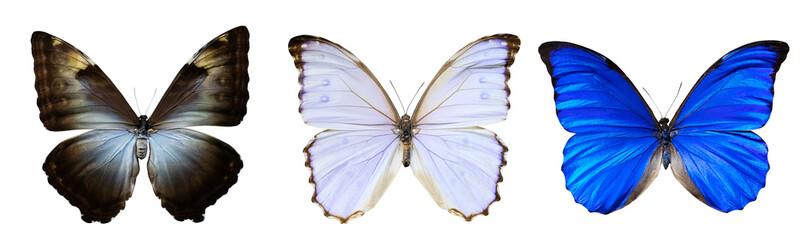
left=136, top=115, right=153, bottom=136
left=658, top=118, right=670, bottom=129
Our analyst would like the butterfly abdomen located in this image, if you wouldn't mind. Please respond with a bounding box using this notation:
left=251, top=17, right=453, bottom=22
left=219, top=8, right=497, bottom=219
left=136, top=136, right=148, bottom=159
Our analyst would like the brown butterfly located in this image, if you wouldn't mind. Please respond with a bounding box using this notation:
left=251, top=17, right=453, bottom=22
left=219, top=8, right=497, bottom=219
left=32, top=26, right=249, bottom=223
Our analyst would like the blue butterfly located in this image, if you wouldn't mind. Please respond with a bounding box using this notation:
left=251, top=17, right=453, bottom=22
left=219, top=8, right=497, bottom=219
left=539, top=41, right=789, bottom=214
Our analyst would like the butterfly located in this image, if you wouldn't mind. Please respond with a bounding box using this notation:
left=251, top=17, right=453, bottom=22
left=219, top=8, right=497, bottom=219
left=289, top=34, right=519, bottom=223
left=32, top=26, right=249, bottom=223
left=539, top=41, right=789, bottom=214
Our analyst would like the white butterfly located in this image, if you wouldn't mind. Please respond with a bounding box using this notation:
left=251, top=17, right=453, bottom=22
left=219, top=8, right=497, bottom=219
left=290, top=34, right=519, bottom=223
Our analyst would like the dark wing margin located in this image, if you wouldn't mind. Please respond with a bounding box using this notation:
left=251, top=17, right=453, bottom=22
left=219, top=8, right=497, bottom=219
left=43, top=130, right=139, bottom=223
left=147, top=128, right=243, bottom=222
left=148, top=26, right=250, bottom=129
left=32, top=31, right=138, bottom=130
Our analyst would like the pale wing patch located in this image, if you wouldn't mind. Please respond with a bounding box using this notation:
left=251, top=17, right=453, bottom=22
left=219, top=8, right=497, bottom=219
left=291, top=36, right=399, bottom=130
left=410, top=127, right=506, bottom=220
left=413, top=35, right=519, bottom=129
left=305, top=130, right=402, bottom=223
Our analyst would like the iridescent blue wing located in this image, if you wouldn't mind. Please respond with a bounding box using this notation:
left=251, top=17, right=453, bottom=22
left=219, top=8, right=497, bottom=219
left=668, top=41, right=789, bottom=212
left=539, top=42, right=662, bottom=213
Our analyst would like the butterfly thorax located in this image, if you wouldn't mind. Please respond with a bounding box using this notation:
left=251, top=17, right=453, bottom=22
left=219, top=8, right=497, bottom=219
left=133, top=115, right=154, bottom=160
left=395, top=114, right=419, bottom=167
left=656, top=117, right=678, bottom=169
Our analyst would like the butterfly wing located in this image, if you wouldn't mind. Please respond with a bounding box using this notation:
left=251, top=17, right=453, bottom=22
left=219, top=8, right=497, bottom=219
left=304, top=130, right=402, bottom=223
left=290, top=35, right=399, bottom=130
left=410, top=127, right=506, bottom=220
left=412, top=34, right=519, bottom=128
left=147, top=26, right=249, bottom=129
left=33, top=32, right=140, bottom=222
left=409, top=35, right=518, bottom=220
left=147, top=129, right=243, bottom=222
left=43, top=130, right=139, bottom=223
left=144, top=26, right=249, bottom=221
left=290, top=35, right=402, bottom=222
left=32, top=31, right=138, bottom=130
left=668, top=41, right=789, bottom=212
left=539, top=42, right=663, bottom=213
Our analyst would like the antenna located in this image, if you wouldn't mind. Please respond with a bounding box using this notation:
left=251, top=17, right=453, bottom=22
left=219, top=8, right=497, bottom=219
left=389, top=80, right=406, bottom=113
left=134, top=88, right=142, bottom=116
left=144, top=89, right=157, bottom=115
left=642, top=87, right=663, bottom=118
left=405, top=82, right=425, bottom=113
left=664, top=82, right=683, bottom=117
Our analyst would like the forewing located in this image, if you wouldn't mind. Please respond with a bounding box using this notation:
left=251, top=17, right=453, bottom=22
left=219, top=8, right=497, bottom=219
left=410, top=127, right=506, bottom=220
left=412, top=34, right=519, bottom=129
left=149, top=26, right=250, bottom=129
left=540, top=42, right=663, bottom=213
left=305, top=130, right=402, bottom=223
left=671, top=41, right=789, bottom=131
left=290, top=35, right=399, bottom=130
left=539, top=42, right=658, bottom=133
left=43, top=130, right=139, bottom=223
left=146, top=129, right=243, bottom=222
left=32, top=32, right=137, bottom=131
left=670, top=131, right=768, bottom=212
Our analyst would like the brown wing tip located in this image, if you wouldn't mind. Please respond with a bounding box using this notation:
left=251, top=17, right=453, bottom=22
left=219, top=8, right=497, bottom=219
left=31, top=31, right=54, bottom=41
left=288, top=35, right=330, bottom=71
left=213, top=26, right=249, bottom=43
left=30, top=30, right=82, bottom=52
left=226, top=25, right=249, bottom=35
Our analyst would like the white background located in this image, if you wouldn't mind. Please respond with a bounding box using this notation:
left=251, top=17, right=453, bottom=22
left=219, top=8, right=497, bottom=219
left=1, top=0, right=797, bottom=239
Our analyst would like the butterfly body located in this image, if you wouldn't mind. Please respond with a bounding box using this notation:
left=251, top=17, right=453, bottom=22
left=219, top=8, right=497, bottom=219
left=395, top=114, right=418, bottom=167
left=132, top=115, right=154, bottom=159
left=653, top=118, right=677, bottom=169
